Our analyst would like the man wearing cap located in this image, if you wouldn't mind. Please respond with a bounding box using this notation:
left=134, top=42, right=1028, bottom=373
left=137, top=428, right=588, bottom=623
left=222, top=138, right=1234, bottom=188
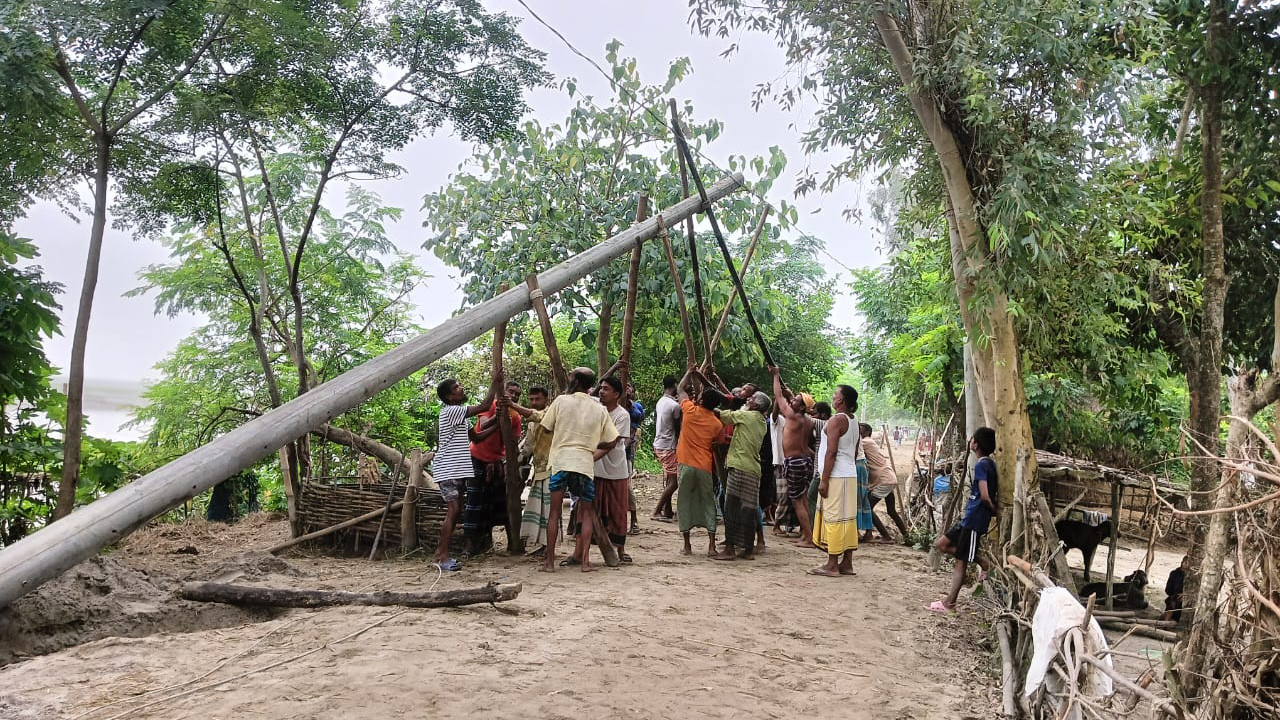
left=769, top=367, right=819, bottom=549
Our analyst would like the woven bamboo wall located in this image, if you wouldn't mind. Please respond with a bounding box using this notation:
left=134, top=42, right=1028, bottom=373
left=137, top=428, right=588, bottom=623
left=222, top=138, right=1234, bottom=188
left=298, top=481, right=457, bottom=553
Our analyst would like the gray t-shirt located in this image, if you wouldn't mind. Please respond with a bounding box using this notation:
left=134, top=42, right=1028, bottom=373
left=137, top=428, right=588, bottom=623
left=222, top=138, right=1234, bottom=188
left=653, top=394, right=681, bottom=451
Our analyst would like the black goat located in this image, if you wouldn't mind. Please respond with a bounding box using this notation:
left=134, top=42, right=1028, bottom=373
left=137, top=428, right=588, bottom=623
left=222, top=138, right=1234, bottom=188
left=1055, top=518, right=1113, bottom=582
left=1079, top=569, right=1149, bottom=610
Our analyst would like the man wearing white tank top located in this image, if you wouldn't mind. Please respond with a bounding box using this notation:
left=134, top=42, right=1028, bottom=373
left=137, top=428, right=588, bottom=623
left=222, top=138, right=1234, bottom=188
left=810, top=384, right=862, bottom=577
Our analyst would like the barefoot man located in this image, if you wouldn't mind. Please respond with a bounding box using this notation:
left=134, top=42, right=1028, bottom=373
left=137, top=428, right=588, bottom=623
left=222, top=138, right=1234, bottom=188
left=769, top=367, right=817, bottom=549
left=430, top=369, right=500, bottom=570
left=675, top=366, right=724, bottom=556
left=714, top=390, right=771, bottom=561
left=508, top=367, right=619, bottom=572
left=811, top=384, right=861, bottom=577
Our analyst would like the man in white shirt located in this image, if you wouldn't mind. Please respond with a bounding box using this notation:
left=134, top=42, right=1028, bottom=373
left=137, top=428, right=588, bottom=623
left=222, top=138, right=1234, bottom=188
left=650, top=375, right=681, bottom=522
left=595, top=376, right=635, bottom=563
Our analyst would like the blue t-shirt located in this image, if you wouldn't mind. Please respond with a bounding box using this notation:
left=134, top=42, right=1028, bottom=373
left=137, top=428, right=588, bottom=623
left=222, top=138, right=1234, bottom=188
left=628, top=400, right=645, bottom=435
left=962, top=457, right=998, bottom=533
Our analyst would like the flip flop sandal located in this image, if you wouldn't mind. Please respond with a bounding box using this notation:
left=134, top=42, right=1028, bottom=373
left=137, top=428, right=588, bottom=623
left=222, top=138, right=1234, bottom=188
left=619, top=553, right=634, bottom=564
left=559, top=556, right=582, bottom=567
left=629, top=525, right=640, bottom=535
left=435, top=558, right=462, bottom=572
left=926, top=600, right=956, bottom=613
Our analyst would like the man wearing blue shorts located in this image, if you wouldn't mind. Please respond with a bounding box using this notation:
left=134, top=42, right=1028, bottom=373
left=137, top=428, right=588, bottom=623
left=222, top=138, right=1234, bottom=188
left=510, top=367, right=620, bottom=572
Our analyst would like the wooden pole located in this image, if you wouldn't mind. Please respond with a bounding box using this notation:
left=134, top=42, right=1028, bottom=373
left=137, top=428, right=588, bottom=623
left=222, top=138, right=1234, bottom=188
left=367, top=458, right=405, bottom=560
left=525, top=274, right=569, bottom=393
left=400, top=449, right=422, bottom=553
left=669, top=102, right=775, bottom=368
left=490, top=306, right=525, bottom=555
left=0, top=171, right=743, bottom=609
left=657, top=215, right=697, bottom=368
left=1106, top=478, right=1121, bottom=610
left=619, top=195, right=649, bottom=387
left=670, top=100, right=714, bottom=364
left=267, top=501, right=406, bottom=554
left=706, top=205, right=770, bottom=360
left=181, top=581, right=523, bottom=609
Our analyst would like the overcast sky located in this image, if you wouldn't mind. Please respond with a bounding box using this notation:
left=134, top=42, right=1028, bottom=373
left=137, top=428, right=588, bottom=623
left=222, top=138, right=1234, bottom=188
left=17, top=0, right=890, bottom=439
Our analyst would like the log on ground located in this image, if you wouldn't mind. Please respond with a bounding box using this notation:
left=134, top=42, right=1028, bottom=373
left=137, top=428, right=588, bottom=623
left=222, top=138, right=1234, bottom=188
left=181, top=581, right=522, bottom=609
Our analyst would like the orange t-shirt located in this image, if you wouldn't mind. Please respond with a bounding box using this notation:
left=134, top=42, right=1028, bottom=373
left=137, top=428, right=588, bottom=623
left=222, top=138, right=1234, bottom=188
left=676, top=399, right=723, bottom=473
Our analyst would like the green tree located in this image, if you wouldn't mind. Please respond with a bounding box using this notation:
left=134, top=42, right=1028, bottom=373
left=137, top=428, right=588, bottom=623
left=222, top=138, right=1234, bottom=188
left=422, top=46, right=839, bottom=392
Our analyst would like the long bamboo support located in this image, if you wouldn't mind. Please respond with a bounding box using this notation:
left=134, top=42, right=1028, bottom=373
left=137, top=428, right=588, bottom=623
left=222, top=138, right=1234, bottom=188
left=0, top=173, right=744, bottom=608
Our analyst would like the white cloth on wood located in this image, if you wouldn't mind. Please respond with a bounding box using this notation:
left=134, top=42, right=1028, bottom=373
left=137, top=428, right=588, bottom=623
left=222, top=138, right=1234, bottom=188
left=1082, top=510, right=1110, bottom=527
left=1025, top=587, right=1114, bottom=700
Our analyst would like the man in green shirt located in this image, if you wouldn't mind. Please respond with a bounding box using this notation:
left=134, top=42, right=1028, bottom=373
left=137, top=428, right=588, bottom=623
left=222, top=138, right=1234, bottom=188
left=713, top=390, right=771, bottom=561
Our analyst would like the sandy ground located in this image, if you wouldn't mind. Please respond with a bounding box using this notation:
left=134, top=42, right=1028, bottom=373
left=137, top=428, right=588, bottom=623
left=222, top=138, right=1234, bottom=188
left=0, top=470, right=1001, bottom=720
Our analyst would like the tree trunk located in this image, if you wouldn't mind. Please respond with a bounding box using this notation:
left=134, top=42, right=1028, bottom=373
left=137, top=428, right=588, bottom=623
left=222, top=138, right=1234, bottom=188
left=872, top=9, right=1036, bottom=512
left=181, top=581, right=522, bottom=608
left=619, top=196, right=649, bottom=386
left=55, top=137, right=112, bottom=521
left=1182, top=0, right=1231, bottom=661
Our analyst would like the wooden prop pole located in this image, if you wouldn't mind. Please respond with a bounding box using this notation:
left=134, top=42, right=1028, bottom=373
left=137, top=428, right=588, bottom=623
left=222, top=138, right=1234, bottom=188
left=706, top=205, right=770, bottom=360
left=0, top=172, right=743, bottom=609
left=267, top=501, right=406, bottom=554
left=657, top=215, right=698, bottom=367
left=1105, top=479, right=1122, bottom=610
left=181, top=581, right=523, bottom=609
left=669, top=102, right=775, bottom=368
left=525, top=273, right=569, bottom=393
left=670, top=100, right=714, bottom=364
left=491, top=307, right=525, bottom=555
left=400, top=449, right=422, bottom=553
left=367, top=459, right=405, bottom=560
left=618, top=195, right=650, bottom=387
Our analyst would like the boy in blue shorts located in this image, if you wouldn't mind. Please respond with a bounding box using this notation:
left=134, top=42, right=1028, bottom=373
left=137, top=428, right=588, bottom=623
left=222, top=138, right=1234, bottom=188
left=929, top=426, right=998, bottom=612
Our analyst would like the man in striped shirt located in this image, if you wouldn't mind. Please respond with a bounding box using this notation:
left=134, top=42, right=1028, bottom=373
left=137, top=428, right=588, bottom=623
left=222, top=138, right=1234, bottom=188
left=430, top=369, right=500, bottom=569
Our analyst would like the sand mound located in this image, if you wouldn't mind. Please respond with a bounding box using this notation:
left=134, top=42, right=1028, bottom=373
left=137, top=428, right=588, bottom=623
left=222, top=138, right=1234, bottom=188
left=0, top=552, right=291, bottom=666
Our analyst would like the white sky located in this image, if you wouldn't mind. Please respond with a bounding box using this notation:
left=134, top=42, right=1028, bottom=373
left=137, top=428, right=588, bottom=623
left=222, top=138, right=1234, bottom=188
left=17, top=0, right=890, bottom=439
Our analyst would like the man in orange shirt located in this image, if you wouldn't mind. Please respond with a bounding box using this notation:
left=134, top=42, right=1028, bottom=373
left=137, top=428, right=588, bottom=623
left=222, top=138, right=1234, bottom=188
left=674, top=366, right=724, bottom=557
left=465, top=381, right=523, bottom=555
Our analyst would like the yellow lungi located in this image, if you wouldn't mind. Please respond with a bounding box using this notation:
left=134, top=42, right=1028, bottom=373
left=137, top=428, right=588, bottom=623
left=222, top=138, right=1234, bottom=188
left=813, top=475, right=860, bottom=554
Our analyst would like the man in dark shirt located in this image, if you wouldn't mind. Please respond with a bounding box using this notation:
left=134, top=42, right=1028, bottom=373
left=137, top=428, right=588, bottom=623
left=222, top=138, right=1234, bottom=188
left=928, top=427, right=997, bottom=613
left=1163, top=555, right=1190, bottom=621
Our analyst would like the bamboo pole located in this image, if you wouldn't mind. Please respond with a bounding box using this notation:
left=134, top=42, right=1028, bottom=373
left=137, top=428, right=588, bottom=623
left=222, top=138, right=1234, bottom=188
left=619, top=195, right=649, bottom=387
left=1106, top=479, right=1121, bottom=610
left=267, top=501, right=406, bottom=554
left=705, top=205, right=770, bottom=359
left=490, top=301, right=525, bottom=555
left=657, top=215, right=697, bottom=368
left=670, top=100, right=713, bottom=364
left=669, top=101, right=775, bottom=368
left=525, top=274, right=569, bottom=393
left=0, top=172, right=744, bottom=608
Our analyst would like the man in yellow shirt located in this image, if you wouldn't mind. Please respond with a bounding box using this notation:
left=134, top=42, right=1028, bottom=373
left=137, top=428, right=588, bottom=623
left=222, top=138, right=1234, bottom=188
left=509, top=368, right=620, bottom=572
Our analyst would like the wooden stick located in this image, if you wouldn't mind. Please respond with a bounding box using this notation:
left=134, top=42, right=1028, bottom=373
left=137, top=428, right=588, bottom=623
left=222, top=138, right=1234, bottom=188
left=400, top=449, right=422, bottom=553
left=655, top=215, right=697, bottom=369
left=268, top=501, right=405, bottom=554
left=670, top=100, right=714, bottom=364
left=181, top=581, right=522, bottom=609
left=1097, top=620, right=1180, bottom=642
left=995, top=620, right=1018, bottom=719
left=619, top=195, right=649, bottom=387
left=1106, top=479, right=1121, bottom=610
left=670, top=100, right=775, bottom=368
left=490, top=303, right=524, bottom=555
left=525, top=273, right=569, bottom=393
left=368, top=458, right=405, bottom=560
left=705, top=205, right=770, bottom=359
left=587, top=504, right=621, bottom=567
left=1078, top=654, right=1178, bottom=716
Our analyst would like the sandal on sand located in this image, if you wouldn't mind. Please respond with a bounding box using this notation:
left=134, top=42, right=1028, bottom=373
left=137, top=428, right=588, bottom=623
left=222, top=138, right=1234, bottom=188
left=629, top=524, right=640, bottom=535
left=619, top=553, right=634, bottom=564
left=436, top=558, right=462, bottom=572
left=926, top=600, right=956, bottom=613
left=806, top=567, right=840, bottom=577
left=559, top=556, right=582, bottom=567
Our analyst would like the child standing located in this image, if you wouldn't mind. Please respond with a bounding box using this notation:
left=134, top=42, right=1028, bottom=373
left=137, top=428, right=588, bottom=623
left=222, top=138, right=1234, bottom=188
left=928, top=426, right=998, bottom=612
